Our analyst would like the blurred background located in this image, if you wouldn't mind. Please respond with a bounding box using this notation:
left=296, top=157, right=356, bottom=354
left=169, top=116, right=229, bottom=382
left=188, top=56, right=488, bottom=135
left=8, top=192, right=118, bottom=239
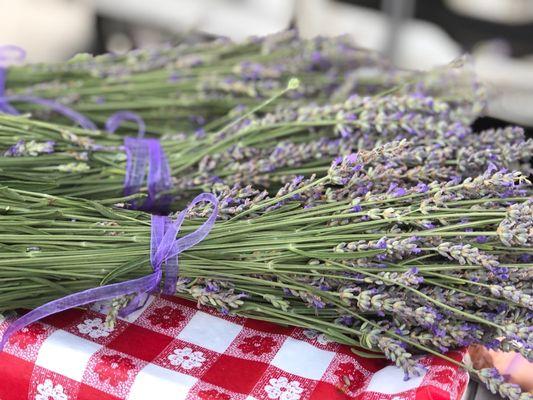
left=1, top=0, right=533, bottom=129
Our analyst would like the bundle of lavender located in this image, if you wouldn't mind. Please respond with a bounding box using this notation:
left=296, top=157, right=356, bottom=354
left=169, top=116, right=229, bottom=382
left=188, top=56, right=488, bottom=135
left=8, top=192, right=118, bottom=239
left=0, top=70, right=526, bottom=207
left=0, top=143, right=531, bottom=399
left=3, top=31, right=480, bottom=134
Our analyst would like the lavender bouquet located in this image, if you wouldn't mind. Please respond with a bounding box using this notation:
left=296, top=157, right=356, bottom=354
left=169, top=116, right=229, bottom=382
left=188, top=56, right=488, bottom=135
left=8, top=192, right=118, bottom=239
left=0, top=69, right=526, bottom=208
left=3, top=31, right=480, bottom=135
left=0, top=144, right=531, bottom=399
left=3, top=31, right=392, bottom=134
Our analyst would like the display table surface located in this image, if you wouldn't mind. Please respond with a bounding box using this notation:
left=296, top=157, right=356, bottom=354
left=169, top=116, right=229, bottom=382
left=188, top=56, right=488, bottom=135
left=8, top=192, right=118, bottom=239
left=0, top=295, right=468, bottom=400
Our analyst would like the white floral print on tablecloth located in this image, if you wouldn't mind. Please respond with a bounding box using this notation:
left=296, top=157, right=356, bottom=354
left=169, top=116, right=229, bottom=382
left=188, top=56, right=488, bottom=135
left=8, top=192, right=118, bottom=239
left=77, top=317, right=113, bottom=339
left=35, top=379, right=68, bottom=400
left=264, top=376, right=304, bottom=400
left=168, top=347, right=206, bottom=369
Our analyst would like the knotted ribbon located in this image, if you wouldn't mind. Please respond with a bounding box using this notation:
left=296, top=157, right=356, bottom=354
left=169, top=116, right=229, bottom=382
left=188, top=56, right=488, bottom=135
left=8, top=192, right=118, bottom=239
left=106, top=111, right=174, bottom=214
left=0, top=45, right=96, bottom=130
left=0, top=192, right=218, bottom=350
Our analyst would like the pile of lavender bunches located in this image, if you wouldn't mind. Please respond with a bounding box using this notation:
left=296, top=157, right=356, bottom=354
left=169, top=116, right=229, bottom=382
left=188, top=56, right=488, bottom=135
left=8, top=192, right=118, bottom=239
left=1, top=72, right=524, bottom=206
left=0, top=144, right=531, bottom=399
left=4, top=30, right=480, bottom=135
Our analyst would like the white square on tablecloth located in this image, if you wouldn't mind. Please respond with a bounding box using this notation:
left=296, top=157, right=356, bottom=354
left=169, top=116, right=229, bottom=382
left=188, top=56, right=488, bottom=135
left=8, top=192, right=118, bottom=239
left=366, top=365, right=426, bottom=394
left=270, top=337, right=335, bottom=380
left=128, top=363, right=198, bottom=400
left=177, top=311, right=242, bottom=353
left=35, top=330, right=102, bottom=381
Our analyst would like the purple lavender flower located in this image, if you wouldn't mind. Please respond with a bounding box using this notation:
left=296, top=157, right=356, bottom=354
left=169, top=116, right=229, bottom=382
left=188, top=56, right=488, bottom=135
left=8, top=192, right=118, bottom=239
left=4, top=140, right=55, bottom=157
left=498, top=200, right=532, bottom=247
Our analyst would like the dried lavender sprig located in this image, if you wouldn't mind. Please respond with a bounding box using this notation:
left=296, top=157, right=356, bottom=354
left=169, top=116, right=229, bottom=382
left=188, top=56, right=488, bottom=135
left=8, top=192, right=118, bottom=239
left=489, top=285, right=533, bottom=311
left=360, top=326, right=426, bottom=379
left=498, top=200, right=532, bottom=247
left=478, top=368, right=530, bottom=400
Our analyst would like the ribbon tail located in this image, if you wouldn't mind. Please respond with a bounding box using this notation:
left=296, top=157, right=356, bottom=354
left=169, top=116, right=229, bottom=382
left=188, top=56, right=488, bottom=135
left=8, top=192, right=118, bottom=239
left=0, top=100, right=19, bottom=115
left=0, top=271, right=160, bottom=351
left=163, top=256, right=179, bottom=295
left=3, top=95, right=97, bottom=130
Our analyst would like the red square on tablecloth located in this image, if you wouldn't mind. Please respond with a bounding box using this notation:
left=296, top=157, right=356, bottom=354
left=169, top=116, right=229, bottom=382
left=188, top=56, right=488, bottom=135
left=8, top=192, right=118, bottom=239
left=310, top=380, right=352, bottom=400
left=243, top=317, right=295, bottom=335
left=0, top=352, right=34, bottom=400
left=188, top=382, right=245, bottom=400
left=320, top=352, right=378, bottom=398
left=42, top=308, right=85, bottom=329
left=202, top=354, right=269, bottom=393
left=77, top=383, right=122, bottom=400
left=107, top=324, right=172, bottom=362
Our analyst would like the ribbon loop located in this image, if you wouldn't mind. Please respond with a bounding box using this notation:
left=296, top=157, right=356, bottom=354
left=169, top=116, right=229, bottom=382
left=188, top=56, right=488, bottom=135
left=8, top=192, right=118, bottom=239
left=0, top=45, right=26, bottom=68
left=105, top=110, right=146, bottom=138
left=0, top=193, right=219, bottom=351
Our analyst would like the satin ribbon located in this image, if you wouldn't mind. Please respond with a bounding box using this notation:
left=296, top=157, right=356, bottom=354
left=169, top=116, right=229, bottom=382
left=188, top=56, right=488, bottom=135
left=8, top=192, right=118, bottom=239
left=0, top=193, right=218, bottom=350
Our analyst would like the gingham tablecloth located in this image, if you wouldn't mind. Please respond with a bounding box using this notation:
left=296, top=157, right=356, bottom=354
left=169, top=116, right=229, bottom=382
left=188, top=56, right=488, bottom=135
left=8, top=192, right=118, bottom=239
left=0, top=295, right=468, bottom=400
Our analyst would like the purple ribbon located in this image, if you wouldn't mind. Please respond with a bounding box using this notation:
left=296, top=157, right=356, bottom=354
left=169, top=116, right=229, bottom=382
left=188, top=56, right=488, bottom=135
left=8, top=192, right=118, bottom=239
left=106, top=111, right=173, bottom=214
left=0, top=193, right=218, bottom=351
left=0, top=45, right=96, bottom=130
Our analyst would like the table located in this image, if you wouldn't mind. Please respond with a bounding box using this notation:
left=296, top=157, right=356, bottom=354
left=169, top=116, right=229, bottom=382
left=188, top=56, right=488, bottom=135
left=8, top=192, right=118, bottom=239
left=1, top=295, right=470, bottom=399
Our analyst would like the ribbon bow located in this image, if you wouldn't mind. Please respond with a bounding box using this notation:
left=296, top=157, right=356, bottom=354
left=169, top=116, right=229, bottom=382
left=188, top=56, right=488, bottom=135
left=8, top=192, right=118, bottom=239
left=0, top=45, right=96, bottom=130
left=0, top=193, right=218, bottom=350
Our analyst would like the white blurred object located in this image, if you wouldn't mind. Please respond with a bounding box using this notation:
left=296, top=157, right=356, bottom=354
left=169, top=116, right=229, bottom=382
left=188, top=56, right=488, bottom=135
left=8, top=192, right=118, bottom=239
left=474, top=41, right=533, bottom=126
left=106, top=32, right=134, bottom=54
left=93, top=0, right=295, bottom=40
left=0, top=0, right=94, bottom=62
left=295, top=0, right=461, bottom=69
left=392, top=21, right=462, bottom=69
left=446, top=0, right=533, bottom=24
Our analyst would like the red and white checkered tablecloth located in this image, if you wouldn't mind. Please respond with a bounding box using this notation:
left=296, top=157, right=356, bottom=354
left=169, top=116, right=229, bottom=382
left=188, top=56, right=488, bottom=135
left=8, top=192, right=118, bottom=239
left=0, top=295, right=468, bottom=400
